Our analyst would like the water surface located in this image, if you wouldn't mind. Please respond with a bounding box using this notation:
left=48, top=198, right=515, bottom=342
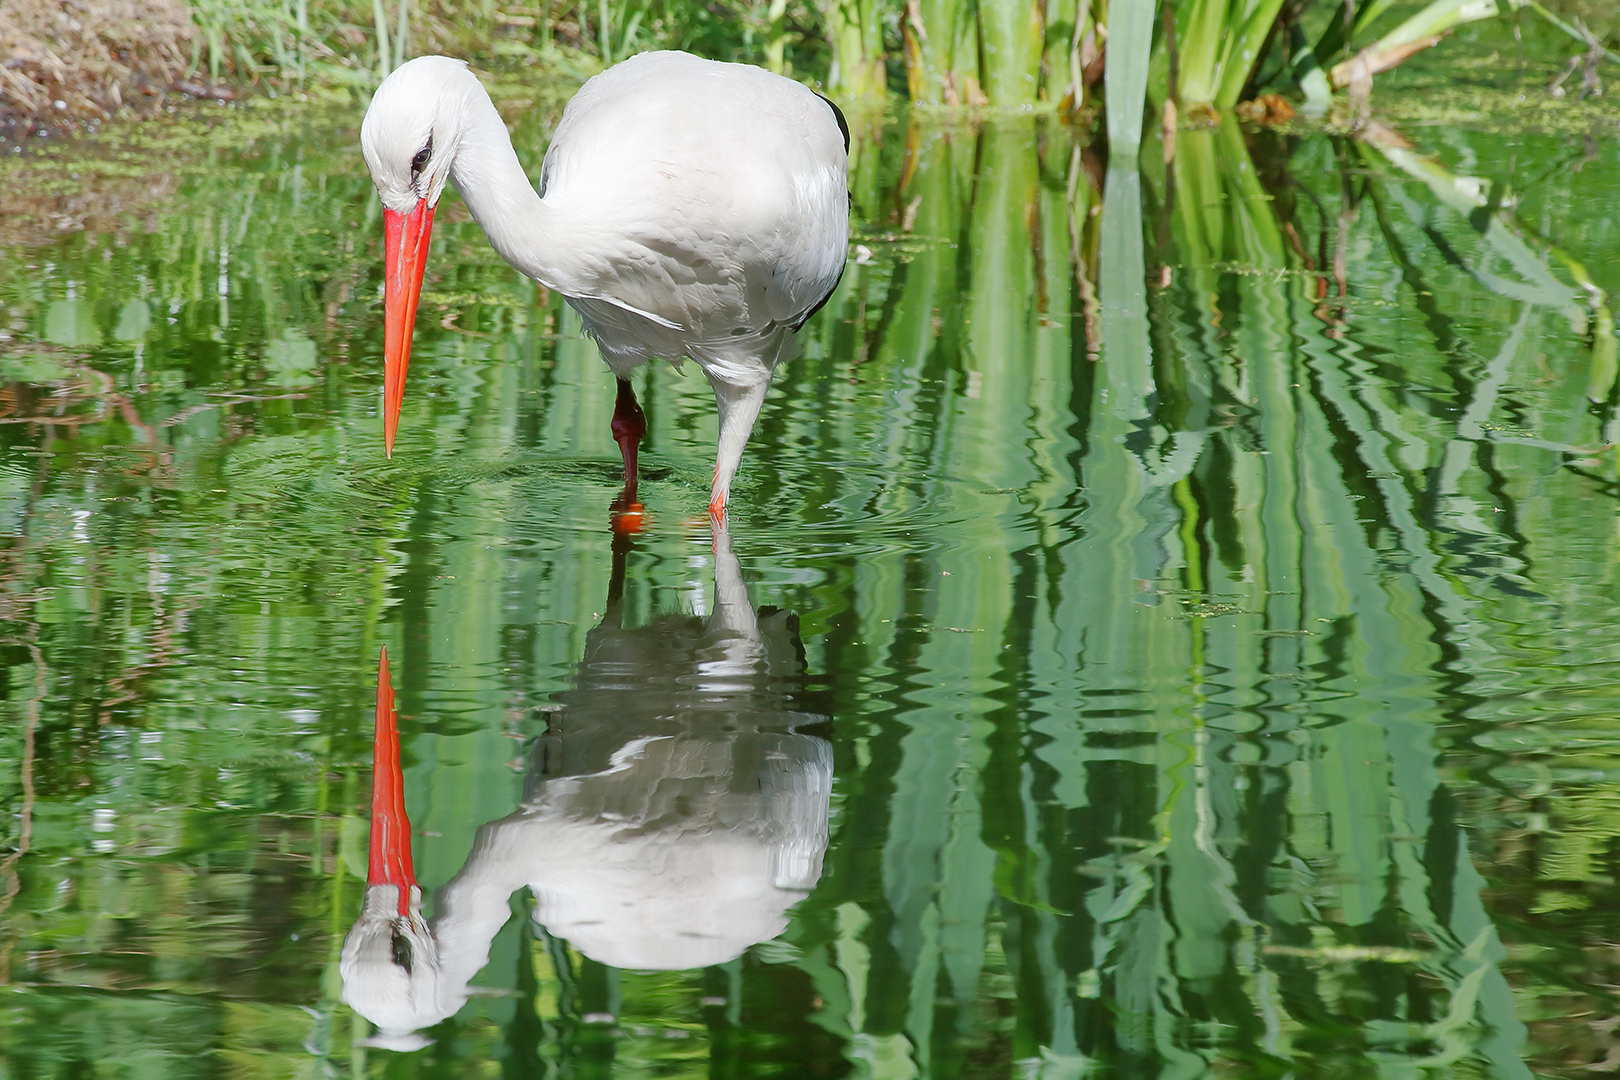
left=3, top=62, right=1620, bottom=1078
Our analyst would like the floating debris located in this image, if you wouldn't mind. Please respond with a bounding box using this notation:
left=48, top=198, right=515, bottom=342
left=1236, top=94, right=1296, bottom=125
left=1264, top=944, right=1429, bottom=964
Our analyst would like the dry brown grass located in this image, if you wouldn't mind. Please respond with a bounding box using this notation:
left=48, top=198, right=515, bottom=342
left=0, top=0, right=194, bottom=136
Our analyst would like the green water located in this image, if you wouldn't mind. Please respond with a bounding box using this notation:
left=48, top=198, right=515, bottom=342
left=3, top=67, right=1620, bottom=1078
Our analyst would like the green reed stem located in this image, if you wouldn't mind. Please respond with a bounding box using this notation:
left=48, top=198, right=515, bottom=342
left=1214, top=0, right=1287, bottom=105
left=766, top=0, right=791, bottom=72
left=979, top=0, right=1044, bottom=105
left=372, top=0, right=392, bottom=79
left=393, top=0, right=409, bottom=71
left=1104, top=0, right=1155, bottom=156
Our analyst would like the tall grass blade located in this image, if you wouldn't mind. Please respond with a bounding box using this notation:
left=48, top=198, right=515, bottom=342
left=296, top=0, right=308, bottom=78
left=1043, top=0, right=1082, bottom=104
left=617, top=5, right=644, bottom=57
left=1312, top=0, right=1349, bottom=60
left=373, top=0, right=392, bottom=79
left=1290, top=21, right=1333, bottom=115
left=1354, top=0, right=1415, bottom=39
left=979, top=0, right=1044, bottom=105
left=765, top=0, right=791, bottom=72
left=1213, top=0, right=1287, bottom=104
left=1308, top=0, right=1399, bottom=58
left=1105, top=0, right=1157, bottom=156
left=822, top=0, right=887, bottom=99
left=393, top=0, right=410, bottom=72
left=1175, top=0, right=1228, bottom=107
left=900, top=0, right=986, bottom=104
left=1315, top=0, right=1397, bottom=58
left=1172, top=0, right=1287, bottom=108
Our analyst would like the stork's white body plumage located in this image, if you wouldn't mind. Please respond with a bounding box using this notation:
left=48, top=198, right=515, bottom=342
left=360, top=52, right=850, bottom=514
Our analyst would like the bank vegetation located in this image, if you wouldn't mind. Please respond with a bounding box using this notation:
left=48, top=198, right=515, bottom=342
left=1, top=0, right=1615, bottom=148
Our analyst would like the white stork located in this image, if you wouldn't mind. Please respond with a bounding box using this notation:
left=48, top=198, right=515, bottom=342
left=359, top=51, right=850, bottom=518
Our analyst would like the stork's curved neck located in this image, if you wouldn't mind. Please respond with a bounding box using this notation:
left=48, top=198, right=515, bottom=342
left=446, top=88, right=561, bottom=287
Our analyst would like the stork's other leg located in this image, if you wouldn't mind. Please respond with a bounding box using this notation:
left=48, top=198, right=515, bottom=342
left=708, top=375, right=770, bottom=518
left=611, top=376, right=646, bottom=503
left=610, top=377, right=647, bottom=533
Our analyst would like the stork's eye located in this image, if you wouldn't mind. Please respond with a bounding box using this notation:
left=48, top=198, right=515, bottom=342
left=410, top=137, right=432, bottom=180
left=390, top=928, right=414, bottom=973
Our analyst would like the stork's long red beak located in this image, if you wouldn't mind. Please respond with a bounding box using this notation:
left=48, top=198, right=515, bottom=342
left=382, top=199, right=435, bottom=457
left=368, top=647, right=414, bottom=901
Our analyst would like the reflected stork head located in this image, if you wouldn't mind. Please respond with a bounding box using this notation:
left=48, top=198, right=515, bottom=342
left=339, top=884, right=450, bottom=1050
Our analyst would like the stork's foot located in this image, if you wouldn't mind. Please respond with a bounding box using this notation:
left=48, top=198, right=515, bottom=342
left=611, top=493, right=647, bottom=535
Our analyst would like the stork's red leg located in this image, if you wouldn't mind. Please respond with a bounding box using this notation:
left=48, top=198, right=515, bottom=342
left=610, top=377, right=647, bottom=532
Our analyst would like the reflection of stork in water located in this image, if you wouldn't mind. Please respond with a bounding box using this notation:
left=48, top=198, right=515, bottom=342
left=340, top=525, right=832, bottom=1048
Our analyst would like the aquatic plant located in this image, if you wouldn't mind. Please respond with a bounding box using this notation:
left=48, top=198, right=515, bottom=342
left=178, top=0, right=837, bottom=91
left=9, top=0, right=1615, bottom=140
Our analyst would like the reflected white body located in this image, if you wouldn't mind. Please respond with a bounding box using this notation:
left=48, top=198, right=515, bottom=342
left=360, top=52, right=850, bottom=505
left=340, top=528, right=831, bottom=1044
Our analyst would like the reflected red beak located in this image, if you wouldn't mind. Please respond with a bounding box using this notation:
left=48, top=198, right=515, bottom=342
left=368, top=646, right=414, bottom=898
left=382, top=199, right=435, bottom=457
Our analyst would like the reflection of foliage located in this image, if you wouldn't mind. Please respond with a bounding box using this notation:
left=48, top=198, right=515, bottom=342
left=777, top=111, right=1618, bottom=1075
left=1, top=78, right=1620, bottom=1078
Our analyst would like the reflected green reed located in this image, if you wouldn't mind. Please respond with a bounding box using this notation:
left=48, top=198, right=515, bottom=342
left=2, top=89, right=1620, bottom=1078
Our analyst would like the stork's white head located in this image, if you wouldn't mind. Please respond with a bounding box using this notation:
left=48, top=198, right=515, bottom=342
left=360, top=55, right=479, bottom=214
left=360, top=56, right=486, bottom=455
